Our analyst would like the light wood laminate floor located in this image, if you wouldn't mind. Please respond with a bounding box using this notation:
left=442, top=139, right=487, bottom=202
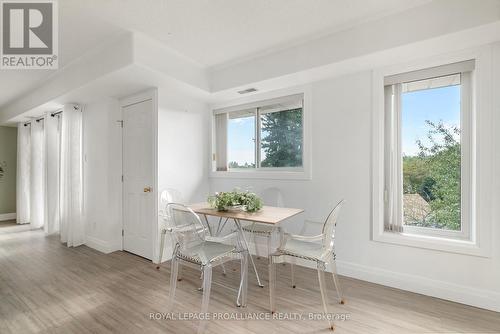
left=0, top=220, right=17, bottom=228
left=1, top=230, right=499, bottom=333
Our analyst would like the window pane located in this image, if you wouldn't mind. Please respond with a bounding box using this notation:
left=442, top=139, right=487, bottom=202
left=227, top=110, right=255, bottom=169
left=401, top=74, right=461, bottom=231
left=260, top=108, right=303, bottom=168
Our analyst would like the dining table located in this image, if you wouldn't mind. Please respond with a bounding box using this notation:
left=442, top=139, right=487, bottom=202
left=189, top=202, right=304, bottom=288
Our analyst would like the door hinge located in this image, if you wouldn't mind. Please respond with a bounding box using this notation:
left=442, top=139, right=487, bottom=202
left=122, top=229, right=124, bottom=236
left=117, top=120, right=123, bottom=128
left=121, top=175, right=124, bottom=182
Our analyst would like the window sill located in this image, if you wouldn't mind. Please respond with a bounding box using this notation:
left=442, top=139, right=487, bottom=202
left=209, top=169, right=311, bottom=180
left=372, top=230, right=490, bottom=258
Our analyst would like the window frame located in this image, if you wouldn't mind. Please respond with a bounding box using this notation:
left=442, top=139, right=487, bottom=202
left=371, top=47, right=493, bottom=257
left=210, top=89, right=312, bottom=180
left=385, top=67, right=473, bottom=241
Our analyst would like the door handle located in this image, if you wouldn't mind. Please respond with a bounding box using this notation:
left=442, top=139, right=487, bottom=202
left=143, top=187, right=153, bottom=193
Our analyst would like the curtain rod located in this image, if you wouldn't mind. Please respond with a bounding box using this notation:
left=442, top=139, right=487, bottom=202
left=22, top=105, right=80, bottom=127
left=51, top=110, right=63, bottom=117
left=23, top=108, right=65, bottom=126
left=23, top=116, right=45, bottom=126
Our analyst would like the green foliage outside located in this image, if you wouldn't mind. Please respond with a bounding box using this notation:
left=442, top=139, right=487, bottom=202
left=260, top=108, right=303, bottom=167
left=228, top=108, right=303, bottom=169
left=228, top=161, right=255, bottom=169
left=403, top=120, right=461, bottom=230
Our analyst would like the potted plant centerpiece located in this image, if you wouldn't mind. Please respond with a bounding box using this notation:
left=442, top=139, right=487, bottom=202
left=208, top=190, right=263, bottom=212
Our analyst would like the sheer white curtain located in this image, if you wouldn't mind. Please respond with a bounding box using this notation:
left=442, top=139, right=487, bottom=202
left=30, top=120, right=46, bottom=229
left=59, top=105, right=84, bottom=247
left=16, top=124, right=31, bottom=225
left=384, top=84, right=403, bottom=232
left=214, top=113, right=228, bottom=171
left=44, top=114, right=61, bottom=235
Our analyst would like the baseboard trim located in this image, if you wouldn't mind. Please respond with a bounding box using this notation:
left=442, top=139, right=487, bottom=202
left=0, top=224, right=31, bottom=234
left=0, top=213, right=16, bottom=221
left=253, top=239, right=500, bottom=312
left=85, top=236, right=121, bottom=254
left=336, top=260, right=500, bottom=313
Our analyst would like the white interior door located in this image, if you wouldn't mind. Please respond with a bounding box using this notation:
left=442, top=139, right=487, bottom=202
left=122, top=99, right=154, bottom=259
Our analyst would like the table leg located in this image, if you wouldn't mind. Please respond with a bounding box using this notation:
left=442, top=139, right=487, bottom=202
left=234, top=218, right=264, bottom=288
left=202, top=214, right=214, bottom=236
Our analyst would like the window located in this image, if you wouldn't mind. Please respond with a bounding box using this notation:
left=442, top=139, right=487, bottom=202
left=227, top=109, right=256, bottom=169
left=383, top=60, right=474, bottom=240
left=213, top=94, right=304, bottom=172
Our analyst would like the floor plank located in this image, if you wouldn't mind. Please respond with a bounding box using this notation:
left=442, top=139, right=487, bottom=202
left=1, top=230, right=499, bottom=333
left=0, top=220, right=17, bottom=228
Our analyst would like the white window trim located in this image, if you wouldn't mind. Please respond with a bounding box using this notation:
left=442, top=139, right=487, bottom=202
left=371, top=46, right=493, bottom=257
left=210, top=86, right=312, bottom=180
left=385, top=67, right=472, bottom=241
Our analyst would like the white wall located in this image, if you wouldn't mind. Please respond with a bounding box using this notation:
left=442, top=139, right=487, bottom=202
left=157, top=108, right=209, bottom=203
left=83, top=98, right=123, bottom=253
left=81, top=87, right=210, bottom=261
left=157, top=90, right=210, bottom=261
left=209, top=45, right=500, bottom=311
left=77, top=40, right=500, bottom=312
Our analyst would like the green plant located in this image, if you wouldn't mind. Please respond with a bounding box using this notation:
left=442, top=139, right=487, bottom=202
left=403, top=120, right=461, bottom=230
left=261, top=108, right=303, bottom=168
left=208, top=190, right=263, bottom=212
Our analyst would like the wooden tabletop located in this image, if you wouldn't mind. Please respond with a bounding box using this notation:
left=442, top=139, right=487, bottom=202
left=189, top=202, right=304, bottom=225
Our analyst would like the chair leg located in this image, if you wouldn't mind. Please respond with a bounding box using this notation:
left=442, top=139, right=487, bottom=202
left=317, top=263, right=334, bottom=331
left=221, top=263, right=227, bottom=276
left=331, top=261, right=344, bottom=304
left=290, top=263, right=296, bottom=288
left=238, top=251, right=248, bottom=307
left=269, top=255, right=277, bottom=313
left=157, top=232, right=166, bottom=269
left=177, top=264, right=183, bottom=281
left=198, top=265, right=212, bottom=334
left=197, top=269, right=203, bottom=291
left=168, top=255, right=179, bottom=310
left=267, top=233, right=271, bottom=258
left=252, top=224, right=260, bottom=259
left=236, top=231, right=248, bottom=307
left=277, top=227, right=286, bottom=267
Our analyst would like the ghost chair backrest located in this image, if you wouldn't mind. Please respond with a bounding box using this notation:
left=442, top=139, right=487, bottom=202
left=260, top=187, right=285, bottom=207
left=160, top=188, right=183, bottom=216
left=321, top=200, right=345, bottom=253
left=166, top=203, right=207, bottom=253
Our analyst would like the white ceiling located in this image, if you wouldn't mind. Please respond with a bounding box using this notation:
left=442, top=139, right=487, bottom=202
left=0, top=0, right=431, bottom=109
left=0, top=2, right=123, bottom=108
left=81, top=0, right=431, bottom=67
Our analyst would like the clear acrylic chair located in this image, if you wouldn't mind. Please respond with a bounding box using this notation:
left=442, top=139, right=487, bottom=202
left=242, top=187, right=283, bottom=259
left=157, top=189, right=184, bottom=269
left=290, top=219, right=323, bottom=288
left=167, top=203, right=248, bottom=334
left=269, top=200, right=345, bottom=331
left=159, top=189, right=230, bottom=281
